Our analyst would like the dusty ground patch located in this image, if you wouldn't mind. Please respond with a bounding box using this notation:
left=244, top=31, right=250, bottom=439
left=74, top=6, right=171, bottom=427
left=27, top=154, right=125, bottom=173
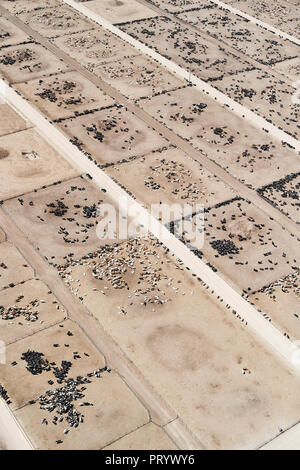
left=0, top=242, right=34, bottom=291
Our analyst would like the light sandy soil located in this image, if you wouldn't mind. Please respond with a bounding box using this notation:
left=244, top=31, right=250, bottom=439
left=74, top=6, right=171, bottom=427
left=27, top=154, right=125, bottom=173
left=272, top=57, right=300, bottom=82
left=0, top=242, right=34, bottom=291
left=214, top=68, right=299, bottom=140
left=93, top=54, right=184, bottom=100
left=0, top=104, right=29, bottom=137
left=15, top=372, right=149, bottom=450
left=120, top=16, right=253, bottom=82
left=257, top=173, right=300, bottom=224
left=52, top=28, right=139, bottom=72
left=224, top=0, right=300, bottom=37
left=0, top=320, right=105, bottom=410
left=104, top=423, right=177, bottom=450
left=144, top=0, right=205, bottom=13
left=1, top=0, right=63, bottom=15
left=0, top=278, right=66, bottom=345
left=0, top=319, right=149, bottom=450
left=59, top=236, right=300, bottom=450
left=248, top=270, right=300, bottom=341
left=0, top=128, right=80, bottom=200
left=138, top=86, right=299, bottom=188
left=0, top=15, right=29, bottom=48
left=18, top=4, right=95, bottom=39
left=78, top=0, right=159, bottom=24
left=174, top=198, right=299, bottom=293
left=0, top=227, right=6, bottom=243
left=176, top=2, right=299, bottom=65
left=15, top=70, right=115, bottom=121
left=106, top=146, right=237, bottom=214
left=59, top=105, right=167, bottom=166
left=3, top=175, right=133, bottom=266
left=0, top=42, right=72, bottom=84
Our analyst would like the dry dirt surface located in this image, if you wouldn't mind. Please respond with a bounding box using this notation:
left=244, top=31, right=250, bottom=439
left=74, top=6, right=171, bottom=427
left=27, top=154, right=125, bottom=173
left=58, top=236, right=300, bottom=450
left=172, top=197, right=299, bottom=293
left=93, top=54, right=184, bottom=100
left=0, top=278, right=66, bottom=345
left=77, top=0, right=160, bottom=24
left=3, top=175, right=131, bottom=266
left=59, top=105, right=167, bottom=166
left=0, top=103, right=29, bottom=137
left=138, top=86, right=299, bottom=188
left=0, top=320, right=149, bottom=449
left=104, top=423, right=177, bottom=450
left=15, top=70, right=115, bottom=121
left=257, top=173, right=300, bottom=225
left=52, top=28, right=139, bottom=72
left=1, top=0, right=64, bottom=15
left=0, top=242, right=34, bottom=291
left=106, top=146, right=237, bottom=213
left=0, top=42, right=72, bottom=84
left=0, top=227, right=6, bottom=243
left=272, top=57, right=300, bottom=82
left=224, top=0, right=300, bottom=37
left=248, top=269, right=300, bottom=341
left=0, top=15, right=29, bottom=48
left=18, top=4, right=95, bottom=39
left=176, top=2, right=299, bottom=65
left=214, top=68, right=299, bottom=140
left=0, top=127, right=80, bottom=200
left=119, top=16, right=252, bottom=82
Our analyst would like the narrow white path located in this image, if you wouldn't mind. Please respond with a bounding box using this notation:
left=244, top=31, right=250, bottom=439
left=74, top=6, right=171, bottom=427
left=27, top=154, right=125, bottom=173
left=0, top=399, right=33, bottom=450
left=1, top=79, right=299, bottom=377
left=211, top=0, right=300, bottom=46
left=63, top=0, right=300, bottom=153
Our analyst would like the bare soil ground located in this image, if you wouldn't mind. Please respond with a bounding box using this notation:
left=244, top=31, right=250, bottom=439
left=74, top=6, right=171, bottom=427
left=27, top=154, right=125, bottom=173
left=139, top=86, right=299, bottom=188
left=0, top=278, right=66, bottom=345
left=3, top=175, right=132, bottom=266
left=15, top=371, right=149, bottom=450
left=15, top=70, right=115, bottom=120
left=0, top=15, right=29, bottom=48
left=119, top=16, right=253, bottom=82
left=0, top=227, right=6, bottom=243
left=224, top=0, right=300, bottom=37
left=106, top=146, right=237, bottom=214
left=104, top=423, right=177, bottom=450
left=59, top=105, right=167, bottom=166
left=1, top=0, right=63, bottom=15
left=0, top=128, right=80, bottom=200
left=0, top=242, right=34, bottom=291
left=78, top=0, right=160, bottom=24
left=0, top=103, right=30, bottom=137
left=272, top=58, right=300, bottom=82
left=59, top=236, right=300, bottom=450
left=257, top=173, right=300, bottom=224
left=0, top=42, right=72, bottom=84
left=176, top=3, right=299, bottom=65
left=93, top=54, right=184, bottom=100
left=248, top=269, right=300, bottom=341
left=18, top=4, right=95, bottom=39
left=214, top=68, right=299, bottom=140
left=52, top=28, right=139, bottom=72
left=173, top=197, right=299, bottom=293
left=0, top=319, right=148, bottom=449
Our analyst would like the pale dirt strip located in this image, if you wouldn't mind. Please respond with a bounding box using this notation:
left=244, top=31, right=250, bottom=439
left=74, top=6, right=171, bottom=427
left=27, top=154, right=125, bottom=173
left=260, top=421, right=300, bottom=450
left=0, top=399, right=33, bottom=450
left=1, top=80, right=300, bottom=380
left=209, top=0, right=300, bottom=46
left=64, top=0, right=300, bottom=153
